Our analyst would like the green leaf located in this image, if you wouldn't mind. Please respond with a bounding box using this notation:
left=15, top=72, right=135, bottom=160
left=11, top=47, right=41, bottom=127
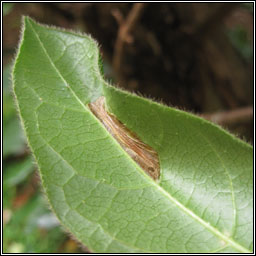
left=3, top=118, right=26, bottom=158
left=3, top=64, right=27, bottom=158
left=227, top=26, right=253, bottom=60
left=3, top=3, right=14, bottom=16
left=12, top=17, right=253, bottom=253
left=4, top=156, right=34, bottom=187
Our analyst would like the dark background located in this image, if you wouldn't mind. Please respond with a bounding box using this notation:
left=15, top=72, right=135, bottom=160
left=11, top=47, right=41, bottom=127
left=3, top=3, right=253, bottom=253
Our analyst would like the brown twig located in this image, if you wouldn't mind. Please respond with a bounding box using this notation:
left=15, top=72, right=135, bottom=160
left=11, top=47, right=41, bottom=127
left=112, top=3, right=146, bottom=86
left=201, top=106, right=253, bottom=125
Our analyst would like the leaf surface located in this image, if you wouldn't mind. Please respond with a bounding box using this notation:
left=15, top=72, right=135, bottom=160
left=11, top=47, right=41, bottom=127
left=13, top=17, right=253, bottom=253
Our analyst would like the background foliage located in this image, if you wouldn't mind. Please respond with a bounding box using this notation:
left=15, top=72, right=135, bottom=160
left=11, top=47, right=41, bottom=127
left=3, top=3, right=253, bottom=253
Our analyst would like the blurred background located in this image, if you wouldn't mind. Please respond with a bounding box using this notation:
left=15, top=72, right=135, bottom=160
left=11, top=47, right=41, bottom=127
left=3, top=2, right=253, bottom=253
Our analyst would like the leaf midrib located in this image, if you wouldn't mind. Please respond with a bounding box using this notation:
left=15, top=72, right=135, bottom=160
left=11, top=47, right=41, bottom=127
left=27, top=19, right=251, bottom=253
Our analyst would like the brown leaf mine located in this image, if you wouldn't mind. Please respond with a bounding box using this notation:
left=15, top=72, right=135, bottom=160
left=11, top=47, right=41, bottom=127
left=88, top=96, right=160, bottom=180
